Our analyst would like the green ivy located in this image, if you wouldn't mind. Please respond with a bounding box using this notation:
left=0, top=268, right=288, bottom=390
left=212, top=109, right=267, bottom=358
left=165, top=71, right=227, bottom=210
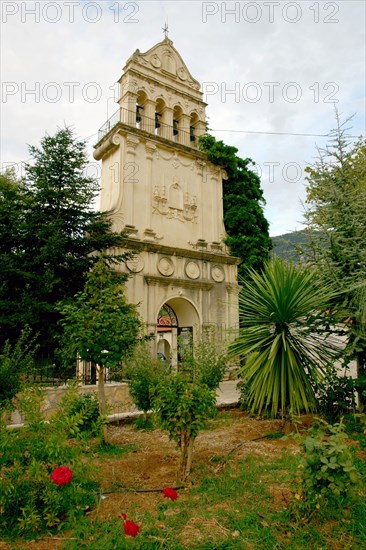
left=199, top=134, right=272, bottom=277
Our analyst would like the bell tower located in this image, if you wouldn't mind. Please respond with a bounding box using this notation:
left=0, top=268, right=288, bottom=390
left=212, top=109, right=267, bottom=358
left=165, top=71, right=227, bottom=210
left=94, top=38, right=239, bottom=364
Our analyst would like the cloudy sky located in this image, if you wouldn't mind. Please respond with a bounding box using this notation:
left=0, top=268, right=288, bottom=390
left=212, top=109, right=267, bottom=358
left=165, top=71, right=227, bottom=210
left=1, top=0, right=365, bottom=236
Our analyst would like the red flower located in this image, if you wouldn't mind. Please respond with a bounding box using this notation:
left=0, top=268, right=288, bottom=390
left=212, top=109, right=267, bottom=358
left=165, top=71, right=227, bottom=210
left=162, top=487, right=178, bottom=501
left=123, top=519, right=140, bottom=537
left=50, top=466, right=73, bottom=487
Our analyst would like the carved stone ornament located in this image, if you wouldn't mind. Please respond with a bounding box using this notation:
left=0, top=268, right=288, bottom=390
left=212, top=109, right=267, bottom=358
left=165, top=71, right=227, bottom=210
left=185, top=261, right=200, bottom=280
left=126, top=255, right=144, bottom=273
left=158, top=257, right=175, bottom=277
left=152, top=182, right=198, bottom=223
left=211, top=265, right=225, bottom=283
left=177, top=67, right=187, bottom=81
left=150, top=54, right=161, bottom=68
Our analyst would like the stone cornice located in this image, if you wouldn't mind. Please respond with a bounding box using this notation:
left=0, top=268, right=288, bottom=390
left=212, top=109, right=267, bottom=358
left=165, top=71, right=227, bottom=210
left=145, top=276, right=214, bottom=290
left=124, top=238, right=241, bottom=265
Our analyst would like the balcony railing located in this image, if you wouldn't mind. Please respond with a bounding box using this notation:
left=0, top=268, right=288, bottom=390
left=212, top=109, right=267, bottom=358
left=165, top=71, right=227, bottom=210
left=98, top=108, right=121, bottom=141
left=97, top=107, right=200, bottom=147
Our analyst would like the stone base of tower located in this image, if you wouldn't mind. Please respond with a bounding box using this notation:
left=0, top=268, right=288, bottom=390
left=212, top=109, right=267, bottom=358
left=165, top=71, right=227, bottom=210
left=113, top=239, right=240, bottom=365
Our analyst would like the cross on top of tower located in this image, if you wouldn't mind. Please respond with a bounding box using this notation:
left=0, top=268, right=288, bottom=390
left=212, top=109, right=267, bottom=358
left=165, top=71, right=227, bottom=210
left=162, top=23, right=169, bottom=38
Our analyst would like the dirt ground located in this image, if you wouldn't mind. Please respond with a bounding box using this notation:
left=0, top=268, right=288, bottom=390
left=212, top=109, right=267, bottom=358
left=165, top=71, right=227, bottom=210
left=1, top=409, right=301, bottom=549
left=90, top=410, right=300, bottom=522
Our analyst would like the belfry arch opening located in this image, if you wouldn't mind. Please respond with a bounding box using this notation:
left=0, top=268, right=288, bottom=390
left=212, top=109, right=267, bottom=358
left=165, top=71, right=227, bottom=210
left=156, top=298, right=200, bottom=368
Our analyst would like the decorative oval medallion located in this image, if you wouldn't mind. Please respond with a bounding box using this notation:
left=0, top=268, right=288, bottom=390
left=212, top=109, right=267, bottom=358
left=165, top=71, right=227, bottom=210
left=185, top=261, right=200, bottom=280
left=177, top=67, right=187, bottom=81
left=158, top=257, right=174, bottom=277
left=150, top=54, right=161, bottom=68
left=126, top=255, right=144, bottom=273
left=211, top=265, right=225, bottom=282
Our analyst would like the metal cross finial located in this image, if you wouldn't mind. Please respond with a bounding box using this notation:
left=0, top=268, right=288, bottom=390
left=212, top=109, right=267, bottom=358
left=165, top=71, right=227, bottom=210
left=162, top=23, right=169, bottom=38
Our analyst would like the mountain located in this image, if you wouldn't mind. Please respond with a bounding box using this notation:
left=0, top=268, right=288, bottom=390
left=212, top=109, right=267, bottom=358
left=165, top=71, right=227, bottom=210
left=271, top=230, right=310, bottom=262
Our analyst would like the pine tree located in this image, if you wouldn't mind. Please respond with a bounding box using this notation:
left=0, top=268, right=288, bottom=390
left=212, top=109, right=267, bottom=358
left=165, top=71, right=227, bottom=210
left=304, top=114, right=366, bottom=407
left=0, top=128, right=131, bottom=354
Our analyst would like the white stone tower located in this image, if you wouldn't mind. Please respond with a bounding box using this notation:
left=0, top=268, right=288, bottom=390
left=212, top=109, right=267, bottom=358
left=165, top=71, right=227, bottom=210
left=94, top=37, right=239, bottom=365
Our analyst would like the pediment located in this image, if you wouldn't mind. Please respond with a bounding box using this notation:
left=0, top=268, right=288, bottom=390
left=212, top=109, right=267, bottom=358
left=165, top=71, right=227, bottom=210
left=124, top=38, right=201, bottom=92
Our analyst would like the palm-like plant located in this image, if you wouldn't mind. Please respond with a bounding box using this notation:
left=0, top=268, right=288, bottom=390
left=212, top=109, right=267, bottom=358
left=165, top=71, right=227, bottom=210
left=230, top=258, right=340, bottom=417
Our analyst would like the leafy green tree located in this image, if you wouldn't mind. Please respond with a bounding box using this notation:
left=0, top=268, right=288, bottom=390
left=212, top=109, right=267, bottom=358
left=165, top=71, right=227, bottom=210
left=304, top=115, right=366, bottom=407
left=152, top=330, right=226, bottom=481
left=199, top=134, right=272, bottom=276
left=153, top=373, right=217, bottom=481
left=58, top=257, right=141, bottom=419
left=0, top=128, right=131, bottom=354
left=229, top=257, right=340, bottom=417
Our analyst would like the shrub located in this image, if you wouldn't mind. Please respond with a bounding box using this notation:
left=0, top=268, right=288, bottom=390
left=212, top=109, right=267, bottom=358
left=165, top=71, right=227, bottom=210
left=178, top=328, right=228, bottom=391
left=0, top=387, right=98, bottom=538
left=293, top=419, right=360, bottom=516
left=65, top=391, right=104, bottom=437
left=153, top=373, right=217, bottom=481
left=317, top=371, right=356, bottom=422
left=0, top=327, right=37, bottom=408
left=125, top=342, right=170, bottom=417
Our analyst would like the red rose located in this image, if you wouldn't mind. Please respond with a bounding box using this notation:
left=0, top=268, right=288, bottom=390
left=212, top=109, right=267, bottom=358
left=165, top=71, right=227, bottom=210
left=50, top=466, right=73, bottom=487
left=162, top=487, right=178, bottom=501
left=123, top=519, right=140, bottom=537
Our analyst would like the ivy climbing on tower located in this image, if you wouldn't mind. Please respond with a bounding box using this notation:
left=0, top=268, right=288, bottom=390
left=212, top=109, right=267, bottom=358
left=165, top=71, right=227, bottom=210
left=199, top=134, right=272, bottom=277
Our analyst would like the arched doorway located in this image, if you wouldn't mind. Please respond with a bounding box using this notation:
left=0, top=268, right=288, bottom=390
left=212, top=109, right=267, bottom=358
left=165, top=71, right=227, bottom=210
left=156, top=297, right=200, bottom=368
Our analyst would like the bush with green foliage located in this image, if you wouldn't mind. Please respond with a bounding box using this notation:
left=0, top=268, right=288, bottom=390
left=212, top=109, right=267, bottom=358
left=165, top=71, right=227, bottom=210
left=125, top=342, right=169, bottom=419
left=65, top=391, right=104, bottom=437
left=153, top=373, right=217, bottom=481
left=317, top=370, right=356, bottom=421
left=0, top=326, right=37, bottom=408
left=177, top=329, right=228, bottom=391
left=293, top=419, right=360, bottom=516
left=0, top=387, right=98, bottom=538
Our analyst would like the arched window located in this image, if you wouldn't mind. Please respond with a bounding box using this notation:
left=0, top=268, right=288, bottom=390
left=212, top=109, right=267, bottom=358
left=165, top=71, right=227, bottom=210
left=157, top=304, right=178, bottom=332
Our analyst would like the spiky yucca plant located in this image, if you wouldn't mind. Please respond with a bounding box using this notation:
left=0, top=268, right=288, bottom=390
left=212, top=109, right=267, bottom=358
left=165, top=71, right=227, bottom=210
left=230, top=258, right=340, bottom=417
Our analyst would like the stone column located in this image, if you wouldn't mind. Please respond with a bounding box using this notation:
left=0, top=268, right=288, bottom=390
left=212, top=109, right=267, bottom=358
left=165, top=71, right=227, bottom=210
left=142, top=99, right=156, bottom=133
left=179, top=114, right=191, bottom=146
left=195, top=120, right=207, bottom=138
left=161, top=106, right=173, bottom=140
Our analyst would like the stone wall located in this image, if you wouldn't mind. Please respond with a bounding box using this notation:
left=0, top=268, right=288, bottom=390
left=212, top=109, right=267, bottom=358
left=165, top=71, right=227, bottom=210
left=9, top=383, right=137, bottom=426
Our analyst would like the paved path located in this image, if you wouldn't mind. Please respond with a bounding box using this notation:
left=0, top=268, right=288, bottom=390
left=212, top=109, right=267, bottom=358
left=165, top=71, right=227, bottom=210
left=216, top=379, right=241, bottom=406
